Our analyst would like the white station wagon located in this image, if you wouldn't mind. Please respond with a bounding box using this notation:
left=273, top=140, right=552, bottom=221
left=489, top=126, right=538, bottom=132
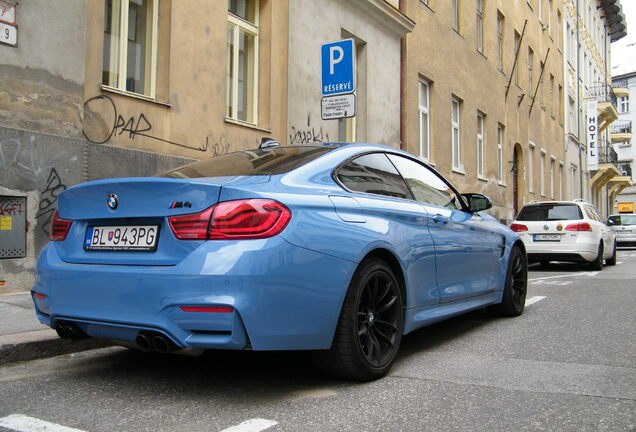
left=510, top=200, right=616, bottom=269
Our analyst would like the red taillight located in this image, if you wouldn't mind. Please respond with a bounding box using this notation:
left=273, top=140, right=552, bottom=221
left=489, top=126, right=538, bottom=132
left=565, top=222, right=592, bottom=232
left=168, top=207, right=214, bottom=240
left=49, top=211, right=72, bottom=241
left=510, top=223, right=528, bottom=232
left=180, top=306, right=234, bottom=313
left=168, top=199, right=291, bottom=240
left=33, top=292, right=46, bottom=300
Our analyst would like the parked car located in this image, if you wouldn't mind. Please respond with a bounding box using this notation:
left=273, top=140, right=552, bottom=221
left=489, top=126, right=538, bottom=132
left=33, top=142, right=527, bottom=381
left=607, top=214, right=636, bottom=247
left=510, top=200, right=616, bottom=269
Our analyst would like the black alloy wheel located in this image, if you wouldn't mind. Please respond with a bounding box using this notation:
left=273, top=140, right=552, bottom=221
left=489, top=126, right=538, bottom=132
left=356, top=267, right=402, bottom=368
left=313, top=257, right=403, bottom=381
left=489, top=245, right=527, bottom=317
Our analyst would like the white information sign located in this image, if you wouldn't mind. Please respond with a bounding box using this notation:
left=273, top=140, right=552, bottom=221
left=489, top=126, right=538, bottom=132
left=0, top=1, right=16, bottom=25
left=586, top=100, right=598, bottom=171
left=0, top=22, right=16, bottom=46
left=321, top=94, right=356, bottom=120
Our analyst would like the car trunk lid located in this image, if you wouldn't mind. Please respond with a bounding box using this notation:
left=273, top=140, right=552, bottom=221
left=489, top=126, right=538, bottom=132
left=53, top=177, right=267, bottom=265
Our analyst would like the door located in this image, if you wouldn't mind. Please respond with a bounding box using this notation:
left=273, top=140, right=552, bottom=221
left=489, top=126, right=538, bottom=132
left=387, top=154, right=502, bottom=303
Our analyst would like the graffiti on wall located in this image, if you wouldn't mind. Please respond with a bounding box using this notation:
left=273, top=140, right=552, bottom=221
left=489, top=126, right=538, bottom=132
left=35, top=168, right=67, bottom=236
left=289, top=115, right=330, bottom=145
left=82, top=95, right=209, bottom=152
left=0, top=137, right=75, bottom=182
left=0, top=136, right=75, bottom=245
left=0, top=200, right=25, bottom=216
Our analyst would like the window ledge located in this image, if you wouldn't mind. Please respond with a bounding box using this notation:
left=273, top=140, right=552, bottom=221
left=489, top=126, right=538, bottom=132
left=421, top=158, right=435, bottom=167
left=452, top=167, right=466, bottom=175
left=224, top=117, right=272, bottom=133
left=419, top=1, right=435, bottom=13
left=477, top=175, right=488, bottom=182
left=452, top=28, right=463, bottom=38
left=498, top=181, right=507, bottom=187
left=101, top=86, right=172, bottom=108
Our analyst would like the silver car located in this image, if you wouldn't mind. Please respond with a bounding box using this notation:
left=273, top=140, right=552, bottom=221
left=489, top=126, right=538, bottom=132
left=608, top=214, right=636, bottom=247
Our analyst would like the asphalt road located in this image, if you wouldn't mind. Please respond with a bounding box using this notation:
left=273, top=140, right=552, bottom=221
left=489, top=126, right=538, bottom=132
left=1, top=250, right=635, bottom=432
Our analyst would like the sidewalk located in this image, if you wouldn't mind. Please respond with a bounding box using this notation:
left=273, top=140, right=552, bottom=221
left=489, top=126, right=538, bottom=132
left=0, top=292, right=107, bottom=365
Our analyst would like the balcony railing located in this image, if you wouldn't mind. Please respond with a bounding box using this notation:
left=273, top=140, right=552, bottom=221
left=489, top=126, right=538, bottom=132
left=613, top=79, right=629, bottom=89
left=611, top=120, right=633, bottom=134
left=599, top=144, right=619, bottom=168
left=619, top=163, right=632, bottom=178
left=588, top=83, right=618, bottom=109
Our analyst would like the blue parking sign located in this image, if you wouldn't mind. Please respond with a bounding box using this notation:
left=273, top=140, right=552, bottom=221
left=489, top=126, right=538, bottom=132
left=321, top=39, right=356, bottom=96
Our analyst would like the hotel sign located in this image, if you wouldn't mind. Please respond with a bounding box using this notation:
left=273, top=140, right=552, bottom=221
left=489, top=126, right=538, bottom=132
left=586, top=100, right=598, bottom=171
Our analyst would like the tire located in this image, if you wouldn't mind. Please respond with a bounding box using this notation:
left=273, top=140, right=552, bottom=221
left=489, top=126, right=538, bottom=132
left=488, top=246, right=527, bottom=317
left=589, top=243, right=604, bottom=271
left=313, top=257, right=403, bottom=381
left=605, top=241, right=617, bottom=266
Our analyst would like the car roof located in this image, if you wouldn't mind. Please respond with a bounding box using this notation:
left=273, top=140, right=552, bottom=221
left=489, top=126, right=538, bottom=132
left=521, top=200, right=589, bottom=206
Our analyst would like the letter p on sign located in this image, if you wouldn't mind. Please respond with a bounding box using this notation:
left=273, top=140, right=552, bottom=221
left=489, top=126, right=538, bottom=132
left=329, top=46, right=344, bottom=74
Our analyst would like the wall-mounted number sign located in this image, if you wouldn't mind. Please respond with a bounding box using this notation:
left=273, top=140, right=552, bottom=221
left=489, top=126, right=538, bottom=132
left=0, top=1, right=17, bottom=47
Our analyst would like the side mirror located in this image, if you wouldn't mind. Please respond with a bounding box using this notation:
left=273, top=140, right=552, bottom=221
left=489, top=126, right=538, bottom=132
left=463, top=193, right=493, bottom=213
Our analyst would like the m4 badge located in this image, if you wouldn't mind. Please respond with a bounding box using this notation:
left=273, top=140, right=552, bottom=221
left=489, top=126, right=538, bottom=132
left=169, top=201, right=192, bottom=209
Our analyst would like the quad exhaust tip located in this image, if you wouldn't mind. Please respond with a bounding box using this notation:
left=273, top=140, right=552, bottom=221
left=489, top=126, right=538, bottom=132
left=136, top=331, right=178, bottom=353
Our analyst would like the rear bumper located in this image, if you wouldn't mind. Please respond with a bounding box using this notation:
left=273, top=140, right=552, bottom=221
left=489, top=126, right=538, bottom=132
left=33, top=237, right=356, bottom=351
left=521, top=238, right=597, bottom=263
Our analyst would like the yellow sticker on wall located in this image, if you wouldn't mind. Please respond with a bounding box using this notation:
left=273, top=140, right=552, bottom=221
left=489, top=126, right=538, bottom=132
left=0, top=216, right=12, bottom=230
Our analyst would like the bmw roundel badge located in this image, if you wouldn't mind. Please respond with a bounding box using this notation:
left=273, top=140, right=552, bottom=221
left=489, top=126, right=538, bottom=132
left=107, top=193, right=119, bottom=210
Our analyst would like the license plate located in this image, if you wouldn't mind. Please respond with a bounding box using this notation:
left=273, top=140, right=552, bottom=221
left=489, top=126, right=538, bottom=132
left=84, top=225, right=159, bottom=251
left=533, top=234, right=561, bottom=241
left=617, top=230, right=631, bottom=235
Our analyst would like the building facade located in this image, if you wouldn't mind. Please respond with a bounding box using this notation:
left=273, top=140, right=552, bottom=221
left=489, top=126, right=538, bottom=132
left=403, top=0, right=567, bottom=223
left=611, top=70, right=636, bottom=213
left=562, top=0, right=627, bottom=216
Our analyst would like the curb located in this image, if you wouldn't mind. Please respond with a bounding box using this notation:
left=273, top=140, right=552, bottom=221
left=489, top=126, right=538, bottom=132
left=0, top=329, right=110, bottom=365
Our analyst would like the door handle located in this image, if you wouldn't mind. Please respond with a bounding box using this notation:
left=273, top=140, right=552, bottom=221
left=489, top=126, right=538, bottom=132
left=433, top=214, right=450, bottom=225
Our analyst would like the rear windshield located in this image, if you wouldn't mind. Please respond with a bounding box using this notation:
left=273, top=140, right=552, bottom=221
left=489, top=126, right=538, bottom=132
left=608, top=214, right=636, bottom=226
left=159, top=146, right=333, bottom=178
left=516, top=204, right=583, bottom=221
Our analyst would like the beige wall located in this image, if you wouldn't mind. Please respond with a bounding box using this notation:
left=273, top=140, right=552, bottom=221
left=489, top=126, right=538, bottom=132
left=287, top=0, right=412, bottom=147
left=403, top=0, right=565, bottom=222
left=82, top=0, right=288, bottom=160
left=0, top=0, right=87, bottom=138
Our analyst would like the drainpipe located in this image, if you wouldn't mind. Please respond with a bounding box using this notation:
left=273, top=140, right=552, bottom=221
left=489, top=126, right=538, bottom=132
left=604, top=18, right=609, bottom=215
left=577, top=0, right=584, bottom=200
left=399, top=0, right=406, bottom=150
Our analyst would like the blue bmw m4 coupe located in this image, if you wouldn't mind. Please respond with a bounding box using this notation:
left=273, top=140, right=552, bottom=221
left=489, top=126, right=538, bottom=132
left=33, top=142, right=527, bottom=381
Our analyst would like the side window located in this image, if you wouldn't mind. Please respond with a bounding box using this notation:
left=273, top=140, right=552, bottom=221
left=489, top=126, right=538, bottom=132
left=336, top=153, right=411, bottom=199
left=590, top=206, right=604, bottom=223
left=387, top=154, right=462, bottom=210
left=584, top=205, right=600, bottom=222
